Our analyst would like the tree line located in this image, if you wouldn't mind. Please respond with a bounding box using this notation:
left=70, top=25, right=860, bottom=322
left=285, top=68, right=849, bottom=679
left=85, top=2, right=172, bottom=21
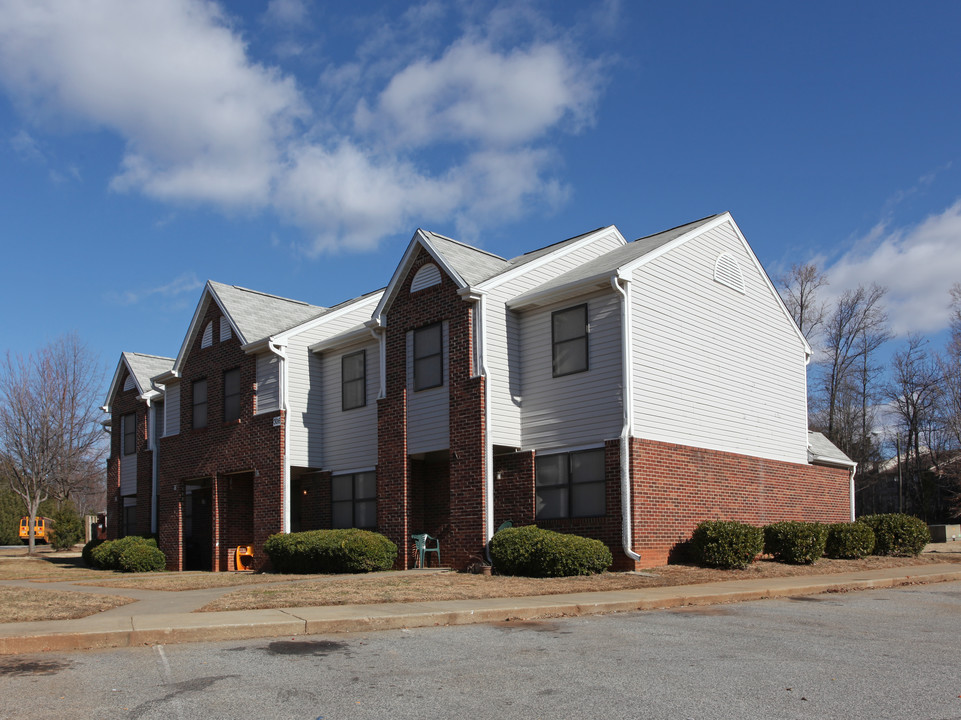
left=0, top=333, right=105, bottom=552
left=779, top=266, right=961, bottom=522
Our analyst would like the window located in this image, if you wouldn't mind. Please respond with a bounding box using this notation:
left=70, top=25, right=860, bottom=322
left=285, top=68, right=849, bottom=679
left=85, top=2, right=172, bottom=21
left=192, top=378, right=208, bottom=429
left=223, top=368, right=241, bottom=422
left=342, top=350, right=366, bottom=410
left=552, top=304, right=588, bottom=377
left=122, top=413, right=136, bottom=456
left=413, top=323, right=443, bottom=391
left=154, top=401, right=164, bottom=439
left=122, top=500, right=137, bottom=538
left=535, top=448, right=605, bottom=519
left=331, top=472, right=377, bottom=529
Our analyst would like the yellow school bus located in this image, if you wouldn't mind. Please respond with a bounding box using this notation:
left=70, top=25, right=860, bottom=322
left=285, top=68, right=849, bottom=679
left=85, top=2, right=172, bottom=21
left=19, top=516, right=54, bottom=544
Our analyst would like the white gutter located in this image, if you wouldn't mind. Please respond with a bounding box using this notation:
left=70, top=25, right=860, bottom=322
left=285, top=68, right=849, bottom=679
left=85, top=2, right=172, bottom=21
left=143, top=396, right=157, bottom=535
left=611, top=272, right=640, bottom=563
left=267, top=341, right=291, bottom=532
left=849, top=466, right=857, bottom=521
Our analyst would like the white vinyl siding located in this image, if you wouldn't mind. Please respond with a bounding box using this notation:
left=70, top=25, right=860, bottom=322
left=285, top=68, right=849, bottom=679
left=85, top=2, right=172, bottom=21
left=256, top=352, right=280, bottom=415
left=286, top=293, right=383, bottom=469
left=630, top=219, right=809, bottom=464
left=407, top=322, right=449, bottom=454
left=164, top=382, right=180, bottom=436
left=320, top=340, right=380, bottom=472
left=519, top=291, right=622, bottom=450
left=483, top=229, right=625, bottom=447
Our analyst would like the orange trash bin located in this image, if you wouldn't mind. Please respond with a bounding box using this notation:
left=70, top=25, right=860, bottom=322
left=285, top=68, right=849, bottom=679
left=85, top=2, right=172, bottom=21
left=235, top=545, right=254, bottom=571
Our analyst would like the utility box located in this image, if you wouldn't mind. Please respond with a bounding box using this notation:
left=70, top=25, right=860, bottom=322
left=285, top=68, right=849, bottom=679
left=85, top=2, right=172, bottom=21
left=928, top=524, right=961, bottom=543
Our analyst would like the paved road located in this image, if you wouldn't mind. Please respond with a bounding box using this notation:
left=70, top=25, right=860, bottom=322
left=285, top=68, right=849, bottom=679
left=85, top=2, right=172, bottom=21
left=1, top=581, right=960, bottom=720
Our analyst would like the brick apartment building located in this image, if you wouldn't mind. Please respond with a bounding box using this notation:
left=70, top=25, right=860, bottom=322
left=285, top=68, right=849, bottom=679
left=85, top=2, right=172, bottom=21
left=103, top=213, right=855, bottom=572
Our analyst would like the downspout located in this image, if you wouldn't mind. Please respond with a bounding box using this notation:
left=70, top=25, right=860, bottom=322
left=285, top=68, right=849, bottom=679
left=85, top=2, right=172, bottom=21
left=611, top=273, right=641, bottom=562
left=368, top=323, right=386, bottom=399
left=267, top=341, right=290, bottom=532
left=477, top=292, right=494, bottom=545
left=849, top=464, right=857, bottom=522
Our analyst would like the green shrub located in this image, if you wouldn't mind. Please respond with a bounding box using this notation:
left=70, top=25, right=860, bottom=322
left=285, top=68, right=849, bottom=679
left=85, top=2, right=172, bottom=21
left=50, top=507, right=84, bottom=550
left=763, top=521, right=829, bottom=564
left=858, top=514, right=930, bottom=556
left=264, top=529, right=398, bottom=574
left=690, top=520, right=764, bottom=569
left=824, top=522, right=875, bottom=559
left=91, top=536, right=159, bottom=571
left=488, top=525, right=612, bottom=577
left=117, top=543, right=166, bottom=572
left=82, top=538, right=105, bottom=567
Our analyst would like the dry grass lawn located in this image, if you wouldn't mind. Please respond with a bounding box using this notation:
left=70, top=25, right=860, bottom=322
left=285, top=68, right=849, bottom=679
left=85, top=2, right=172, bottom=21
left=0, top=586, right=135, bottom=623
left=197, top=552, right=961, bottom=613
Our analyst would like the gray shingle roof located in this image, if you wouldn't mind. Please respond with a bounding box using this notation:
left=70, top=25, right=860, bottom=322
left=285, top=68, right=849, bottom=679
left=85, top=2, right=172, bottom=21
left=509, top=216, right=719, bottom=304
left=422, top=232, right=511, bottom=286
left=808, top=432, right=856, bottom=467
left=209, top=281, right=327, bottom=344
left=123, top=352, right=173, bottom=393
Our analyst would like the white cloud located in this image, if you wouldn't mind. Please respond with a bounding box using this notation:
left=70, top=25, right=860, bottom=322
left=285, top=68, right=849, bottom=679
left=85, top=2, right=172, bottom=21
left=108, top=272, right=203, bottom=306
left=825, top=200, right=961, bottom=336
left=9, top=129, right=44, bottom=162
left=0, top=0, right=607, bottom=253
left=356, top=38, right=601, bottom=147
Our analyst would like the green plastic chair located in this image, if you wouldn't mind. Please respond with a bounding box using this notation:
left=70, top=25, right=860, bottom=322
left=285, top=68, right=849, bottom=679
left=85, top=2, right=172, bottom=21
left=411, top=533, right=440, bottom=568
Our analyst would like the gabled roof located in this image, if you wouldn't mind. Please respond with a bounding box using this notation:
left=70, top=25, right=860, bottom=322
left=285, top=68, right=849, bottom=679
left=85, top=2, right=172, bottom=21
left=103, top=352, right=174, bottom=410
left=165, top=281, right=327, bottom=377
left=421, top=231, right=511, bottom=286
left=808, top=432, right=856, bottom=469
left=507, top=215, right=719, bottom=308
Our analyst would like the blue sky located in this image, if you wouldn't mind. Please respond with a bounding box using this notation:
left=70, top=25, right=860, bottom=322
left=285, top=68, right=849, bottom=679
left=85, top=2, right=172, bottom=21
left=1, top=0, right=959, bottom=388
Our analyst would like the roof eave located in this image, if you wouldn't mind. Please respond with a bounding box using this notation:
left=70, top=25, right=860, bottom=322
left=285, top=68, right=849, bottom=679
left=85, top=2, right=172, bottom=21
left=507, top=272, right=615, bottom=311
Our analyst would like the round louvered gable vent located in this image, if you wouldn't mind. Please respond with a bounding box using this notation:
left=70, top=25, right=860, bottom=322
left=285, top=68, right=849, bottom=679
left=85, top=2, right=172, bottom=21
left=411, top=263, right=441, bottom=292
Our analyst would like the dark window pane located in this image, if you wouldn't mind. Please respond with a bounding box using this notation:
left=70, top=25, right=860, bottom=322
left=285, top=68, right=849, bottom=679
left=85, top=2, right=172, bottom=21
left=552, top=305, right=588, bottom=377
left=535, top=454, right=568, bottom=487
left=572, top=482, right=606, bottom=517
left=155, top=401, right=164, bottom=438
left=355, top=472, right=376, bottom=500
left=571, top=449, right=604, bottom=483
left=342, top=351, right=366, bottom=410
left=123, top=413, right=136, bottom=455
left=414, top=324, right=441, bottom=356
left=413, top=324, right=443, bottom=390
left=192, top=379, right=207, bottom=429
left=355, top=500, right=377, bottom=528
left=223, top=369, right=241, bottom=422
left=414, top=356, right=442, bottom=390
left=536, top=486, right=568, bottom=520
left=332, top=501, right=352, bottom=529
left=331, top=476, right=352, bottom=502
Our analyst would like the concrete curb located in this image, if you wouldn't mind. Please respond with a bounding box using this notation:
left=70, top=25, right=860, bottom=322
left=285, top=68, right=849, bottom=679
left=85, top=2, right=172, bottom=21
left=2, top=564, right=960, bottom=655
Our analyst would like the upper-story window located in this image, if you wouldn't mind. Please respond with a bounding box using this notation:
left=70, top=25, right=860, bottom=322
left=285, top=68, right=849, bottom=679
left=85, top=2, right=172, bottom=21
left=192, top=379, right=208, bottom=429
left=413, top=323, right=443, bottom=391
left=535, top=448, right=606, bottom=520
left=122, top=413, right=136, bottom=456
left=342, top=350, right=366, bottom=410
left=552, top=304, right=589, bottom=377
left=223, top=368, right=241, bottom=422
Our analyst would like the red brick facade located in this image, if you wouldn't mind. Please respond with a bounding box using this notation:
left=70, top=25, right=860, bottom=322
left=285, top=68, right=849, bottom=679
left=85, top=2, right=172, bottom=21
left=105, top=368, right=152, bottom=539
left=377, top=248, right=487, bottom=569
left=156, top=299, right=283, bottom=571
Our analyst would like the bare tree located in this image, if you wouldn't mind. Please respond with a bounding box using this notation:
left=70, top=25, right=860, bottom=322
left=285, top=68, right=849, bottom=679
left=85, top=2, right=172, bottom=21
left=778, top=262, right=829, bottom=339
left=886, top=335, right=943, bottom=520
left=939, top=284, right=961, bottom=514
left=0, top=334, right=105, bottom=553
left=818, top=284, right=890, bottom=461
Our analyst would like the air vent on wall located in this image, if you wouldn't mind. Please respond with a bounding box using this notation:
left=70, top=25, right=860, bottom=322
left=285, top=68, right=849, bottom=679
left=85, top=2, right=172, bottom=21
left=411, top=263, right=441, bottom=292
left=714, top=253, right=745, bottom=294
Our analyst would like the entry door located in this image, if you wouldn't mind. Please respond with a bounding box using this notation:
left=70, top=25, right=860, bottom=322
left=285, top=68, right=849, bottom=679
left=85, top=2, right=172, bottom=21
left=184, top=486, right=212, bottom=571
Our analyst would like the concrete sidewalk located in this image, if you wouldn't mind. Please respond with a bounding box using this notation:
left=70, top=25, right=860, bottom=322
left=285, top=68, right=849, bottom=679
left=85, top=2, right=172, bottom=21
left=2, top=562, right=960, bottom=656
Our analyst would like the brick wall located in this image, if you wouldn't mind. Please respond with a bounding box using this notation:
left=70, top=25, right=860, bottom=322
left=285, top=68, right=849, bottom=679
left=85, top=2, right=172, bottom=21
left=378, top=247, right=487, bottom=569
left=157, top=298, right=284, bottom=571
left=628, top=437, right=851, bottom=566
left=105, top=368, right=152, bottom=538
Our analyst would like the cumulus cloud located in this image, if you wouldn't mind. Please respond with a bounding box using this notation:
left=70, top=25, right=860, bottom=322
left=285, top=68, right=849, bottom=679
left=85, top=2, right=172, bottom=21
left=0, top=0, right=607, bottom=252
left=825, top=200, right=961, bottom=336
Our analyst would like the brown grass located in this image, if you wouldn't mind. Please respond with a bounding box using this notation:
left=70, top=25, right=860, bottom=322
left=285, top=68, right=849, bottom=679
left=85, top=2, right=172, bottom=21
left=0, top=586, right=135, bottom=623
left=81, top=572, right=316, bottom=591
left=197, top=552, right=961, bottom=613
left=0, top=557, right=104, bottom=582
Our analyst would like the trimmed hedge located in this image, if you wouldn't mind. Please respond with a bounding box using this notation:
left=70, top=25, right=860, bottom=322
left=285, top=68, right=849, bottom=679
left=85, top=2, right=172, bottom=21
left=489, top=525, right=612, bottom=577
left=824, top=522, right=875, bottom=559
left=858, top=514, right=930, bottom=557
left=690, top=520, right=764, bottom=569
left=264, top=529, right=398, bottom=574
left=763, top=521, right=829, bottom=564
left=90, top=536, right=162, bottom=572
